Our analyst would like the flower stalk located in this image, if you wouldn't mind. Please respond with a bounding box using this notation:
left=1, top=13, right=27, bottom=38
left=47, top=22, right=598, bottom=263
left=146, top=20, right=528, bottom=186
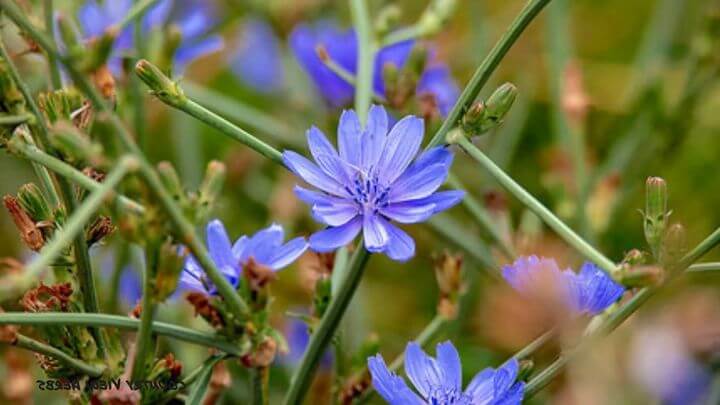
left=12, top=333, right=106, bottom=377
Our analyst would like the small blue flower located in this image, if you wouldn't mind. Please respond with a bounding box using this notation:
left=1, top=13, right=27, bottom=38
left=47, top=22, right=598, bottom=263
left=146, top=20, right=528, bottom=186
left=117, top=266, right=142, bottom=308
left=231, top=18, right=284, bottom=93
left=502, top=255, right=625, bottom=316
left=179, top=220, right=308, bottom=295
left=283, top=105, right=464, bottom=261
left=76, top=0, right=223, bottom=74
left=289, top=22, right=458, bottom=115
left=368, top=341, right=524, bottom=405
left=282, top=318, right=333, bottom=368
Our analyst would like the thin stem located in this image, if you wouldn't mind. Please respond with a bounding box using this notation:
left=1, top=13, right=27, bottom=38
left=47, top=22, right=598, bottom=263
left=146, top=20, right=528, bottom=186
left=9, top=141, right=145, bottom=214
left=687, top=262, right=720, bottom=274
left=0, top=4, right=251, bottom=318
left=131, top=243, right=160, bottom=380
left=0, top=312, right=242, bottom=355
left=115, top=0, right=160, bottom=33
left=447, top=173, right=516, bottom=259
left=0, top=156, right=136, bottom=299
left=283, top=244, right=372, bottom=405
left=43, top=0, right=62, bottom=89
left=426, top=0, right=553, bottom=148
left=252, top=366, right=269, bottom=405
left=380, top=25, right=423, bottom=47
left=512, top=328, right=555, bottom=360
left=453, top=134, right=618, bottom=275
left=350, top=0, right=375, bottom=124
left=0, top=113, right=33, bottom=125
left=13, top=334, right=105, bottom=377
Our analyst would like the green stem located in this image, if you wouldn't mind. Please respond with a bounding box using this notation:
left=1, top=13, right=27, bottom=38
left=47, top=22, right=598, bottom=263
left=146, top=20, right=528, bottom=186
left=524, top=223, right=720, bottom=397
left=380, top=25, right=424, bottom=47
left=9, top=141, right=145, bottom=214
left=283, top=245, right=371, bottom=405
left=252, top=366, right=269, bottom=405
left=115, top=0, right=160, bottom=32
left=0, top=113, right=33, bottom=125
left=512, top=328, right=555, bottom=360
left=687, top=262, right=720, bottom=274
left=12, top=334, right=105, bottom=377
left=0, top=5, right=251, bottom=318
left=350, top=0, right=375, bottom=124
left=426, top=0, right=553, bottom=148
left=158, top=96, right=284, bottom=165
left=0, top=312, right=242, bottom=355
left=43, top=0, right=62, bottom=90
left=447, top=173, right=516, bottom=259
left=452, top=134, right=618, bottom=276
left=0, top=156, right=136, bottom=299
left=131, top=243, right=160, bottom=380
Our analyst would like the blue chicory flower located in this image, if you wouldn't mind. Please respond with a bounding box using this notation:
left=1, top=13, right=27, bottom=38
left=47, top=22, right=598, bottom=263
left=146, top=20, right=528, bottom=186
left=282, top=318, right=333, bottom=368
left=283, top=105, right=464, bottom=261
left=289, top=22, right=458, bottom=115
left=179, top=220, right=308, bottom=295
left=368, top=341, right=524, bottom=405
left=76, top=0, right=223, bottom=74
left=502, top=255, right=625, bottom=316
left=231, top=18, right=284, bottom=93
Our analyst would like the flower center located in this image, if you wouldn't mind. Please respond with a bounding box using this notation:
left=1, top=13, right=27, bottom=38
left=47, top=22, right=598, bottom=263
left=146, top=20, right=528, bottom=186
left=427, top=386, right=472, bottom=405
left=345, top=170, right=390, bottom=214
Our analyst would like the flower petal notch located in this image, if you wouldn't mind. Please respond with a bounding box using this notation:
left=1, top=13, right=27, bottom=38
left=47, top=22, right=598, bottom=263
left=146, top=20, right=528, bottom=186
left=285, top=105, right=464, bottom=262
left=179, top=220, right=308, bottom=295
left=368, top=340, right=524, bottom=404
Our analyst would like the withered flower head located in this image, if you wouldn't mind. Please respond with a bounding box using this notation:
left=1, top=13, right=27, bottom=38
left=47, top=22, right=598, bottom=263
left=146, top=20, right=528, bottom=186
left=433, top=251, right=464, bottom=319
left=243, top=257, right=277, bottom=292
left=241, top=336, right=277, bottom=368
left=3, top=195, right=45, bottom=251
left=162, top=353, right=183, bottom=380
left=186, top=292, right=225, bottom=328
left=86, top=216, right=116, bottom=246
left=21, top=283, right=73, bottom=312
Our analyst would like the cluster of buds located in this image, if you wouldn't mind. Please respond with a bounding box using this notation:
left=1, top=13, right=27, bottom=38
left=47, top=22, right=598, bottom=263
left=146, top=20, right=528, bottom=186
left=154, top=241, right=186, bottom=302
left=38, top=88, right=91, bottom=130
left=461, top=83, right=518, bottom=136
left=21, top=283, right=73, bottom=312
left=642, top=176, right=687, bottom=268
left=240, top=336, right=278, bottom=368
left=433, top=251, right=465, bottom=319
left=156, top=160, right=227, bottom=226
left=383, top=45, right=428, bottom=112
left=186, top=293, right=227, bottom=330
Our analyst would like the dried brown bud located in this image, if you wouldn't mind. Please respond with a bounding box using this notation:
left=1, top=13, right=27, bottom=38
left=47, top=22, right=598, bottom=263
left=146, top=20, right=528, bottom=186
left=163, top=353, right=183, bottom=380
left=0, top=309, right=18, bottom=344
left=339, top=371, right=372, bottom=405
left=3, top=196, right=44, bottom=251
left=561, top=61, right=590, bottom=126
left=130, top=303, right=142, bottom=319
left=186, top=292, right=224, bottom=328
left=241, top=337, right=277, bottom=368
left=433, top=252, right=464, bottom=320
left=86, top=216, right=116, bottom=246
left=82, top=167, right=106, bottom=183
left=92, top=65, right=116, bottom=102
left=72, top=101, right=93, bottom=130
left=203, top=361, right=231, bottom=405
left=21, top=283, right=73, bottom=312
left=243, top=257, right=276, bottom=292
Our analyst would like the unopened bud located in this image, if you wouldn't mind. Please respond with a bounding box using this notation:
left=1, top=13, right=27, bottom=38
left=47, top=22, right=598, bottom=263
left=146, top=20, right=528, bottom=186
left=38, top=88, right=86, bottom=124
left=196, top=161, right=226, bottom=222
left=243, top=258, right=276, bottom=293
left=461, top=83, right=517, bottom=135
left=17, top=183, right=52, bottom=223
left=149, top=353, right=183, bottom=381
left=86, top=216, right=115, bottom=247
left=186, top=292, right=225, bottom=328
left=55, top=14, right=83, bottom=58
left=661, top=223, right=687, bottom=268
left=241, top=336, right=277, bottom=368
left=0, top=61, right=25, bottom=115
left=157, top=161, right=189, bottom=207
left=643, top=176, right=668, bottom=257
left=406, top=44, right=428, bottom=78
left=3, top=196, right=44, bottom=251
left=619, top=265, right=664, bottom=287
left=83, top=29, right=117, bottom=73
left=135, top=60, right=185, bottom=105
left=155, top=241, right=186, bottom=301
left=621, top=249, right=647, bottom=268
left=433, top=251, right=464, bottom=319
left=158, top=25, right=183, bottom=74
left=517, top=359, right=535, bottom=381
left=91, top=65, right=117, bottom=101
left=50, top=121, right=101, bottom=165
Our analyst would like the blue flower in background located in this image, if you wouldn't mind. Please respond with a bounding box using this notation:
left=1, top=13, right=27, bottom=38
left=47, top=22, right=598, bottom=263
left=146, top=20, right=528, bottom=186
left=290, top=22, right=458, bottom=115
left=284, top=105, right=464, bottom=261
left=76, top=0, right=223, bottom=74
left=283, top=318, right=333, bottom=368
left=368, top=341, right=524, bottom=405
left=231, top=18, right=284, bottom=93
left=179, top=220, right=308, bottom=295
left=502, top=255, right=625, bottom=316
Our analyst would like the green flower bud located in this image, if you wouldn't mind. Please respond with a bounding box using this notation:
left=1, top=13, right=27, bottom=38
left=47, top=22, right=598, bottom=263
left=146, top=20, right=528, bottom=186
left=517, top=359, right=535, bottom=382
left=155, top=240, right=186, bottom=301
left=643, top=176, right=668, bottom=257
left=196, top=160, right=226, bottom=222
left=158, top=25, right=183, bottom=74
left=49, top=121, right=102, bottom=165
left=56, top=14, right=83, bottom=57
left=82, top=29, right=117, bottom=73
left=157, top=161, right=188, bottom=206
left=38, top=88, right=86, bottom=124
left=135, top=59, right=185, bottom=106
left=313, top=275, right=332, bottom=318
left=619, top=265, right=663, bottom=288
left=661, top=223, right=686, bottom=268
left=17, top=183, right=52, bottom=223
left=0, top=60, right=26, bottom=115
left=461, top=83, right=517, bottom=135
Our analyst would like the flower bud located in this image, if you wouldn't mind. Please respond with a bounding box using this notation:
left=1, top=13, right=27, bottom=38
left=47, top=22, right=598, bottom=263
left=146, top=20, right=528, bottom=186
left=17, top=183, right=52, bottom=223
left=313, top=274, right=332, bottom=318
left=241, top=336, right=277, bottom=368
left=517, top=359, right=535, bottom=381
left=621, top=249, right=647, bottom=267
left=158, top=25, right=183, bottom=74
left=433, top=251, right=464, bottom=319
left=186, top=293, right=225, bottom=329
left=148, top=353, right=183, bottom=381
left=135, top=59, right=185, bottom=106
left=3, top=196, right=44, bottom=251
left=38, top=88, right=86, bottom=125
left=196, top=161, right=226, bottom=222
left=0, top=60, right=25, bottom=115
left=157, top=161, right=189, bottom=208
left=461, top=83, right=517, bottom=135
left=86, top=216, right=115, bottom=247
left=661, top=223, right=687, bottom=268
left=83, top=29, right=117, bottom=73
left=155, top=241, right=186, bottom=301
left=49, top=121, right=102, bottom=165
left=55, top=14, right=84, bottom=59
left=643, top=176, right=668, bottom=257
left=619, top=265, right=664, bottom=287
left=406, top=44, right=428, bottom=79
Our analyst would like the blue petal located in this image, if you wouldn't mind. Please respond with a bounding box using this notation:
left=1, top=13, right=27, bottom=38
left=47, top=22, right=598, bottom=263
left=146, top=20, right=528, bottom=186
left=572, top=262, right=625, bottom=315
left=142, top=0, right=172, bottom=32
left=416, top=64, right=460, bottom=117
left=375, top=115, right=424, bottom=184
left=374, top=39, right=414, bottom=95
left=314, top=153, right=352, bottom=185
left=494, top=381, right=525, bottom=405
left=78, top=1, right=113, bottom=38
left=309, top=217, right=362, bottom=252
left=313, top=201, right=359, bottom=226
left=231, top=235, right=249, bottom=259
left=174, top=35, right=224, bottom=73
left=404, top=342, right=443, bottom=399
left=231, top=18, right=284, bottom=92
left=380, top=200, right=436, bottom=224
left=266, top=237, right=308, bottom=270
left=465, top=368, right=495, bottom=403
left=435, top=341, right=462, bottom=392
left=494, top=358, right=520, bottom=395
left=363, top=214, right=389, bottom=252
left=424, top=190, right=465, bottom=213
left=389, top=163, right=449, bottom=202
left=338, top=109, right=363, bottom=167
left=206, top=220, right=235, bottom=269
left=379, top=218, right=415, bottom=262
left=368, top=354, right=424, bottom=405
left=362, top=105, right=389, bottom=169
left=406, top=146, right=454, bottom=177
left=307, top=126, right=339, bottom=168
left=241, top=223, right=285, bottom=264
left=283, top=151, right=348, bottom=197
